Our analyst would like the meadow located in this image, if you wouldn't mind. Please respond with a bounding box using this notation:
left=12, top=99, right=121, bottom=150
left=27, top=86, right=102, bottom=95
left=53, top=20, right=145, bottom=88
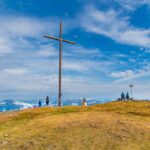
left=0, top=101, right=150, bottom=150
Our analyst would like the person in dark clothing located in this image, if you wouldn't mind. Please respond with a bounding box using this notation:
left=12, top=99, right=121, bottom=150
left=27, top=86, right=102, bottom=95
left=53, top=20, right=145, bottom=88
left=46, top=96, right=50, bottom=106
left=39, top=100, right=42, bottom=107
left=121, top=92, right=125, bottom=101
left=126, top=92, right=130, bottom=101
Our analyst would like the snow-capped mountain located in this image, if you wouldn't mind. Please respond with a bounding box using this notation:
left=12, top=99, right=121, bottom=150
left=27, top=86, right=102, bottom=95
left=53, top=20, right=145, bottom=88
left=0, top=98, right=113, bottom=112
left=0, top=99, right=34, bottom=112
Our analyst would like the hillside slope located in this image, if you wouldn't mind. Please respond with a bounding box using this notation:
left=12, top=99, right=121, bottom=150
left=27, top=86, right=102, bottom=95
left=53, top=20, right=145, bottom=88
left=0, top=101, right=150, bottom=150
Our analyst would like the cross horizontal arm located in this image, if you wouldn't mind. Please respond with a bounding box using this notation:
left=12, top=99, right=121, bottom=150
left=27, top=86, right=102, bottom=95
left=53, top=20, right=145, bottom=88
left=44, top=35, right=76, bottom=44
left=62, top=39, right=76, bottom=44
left=44, top=35, right=60, bottom=41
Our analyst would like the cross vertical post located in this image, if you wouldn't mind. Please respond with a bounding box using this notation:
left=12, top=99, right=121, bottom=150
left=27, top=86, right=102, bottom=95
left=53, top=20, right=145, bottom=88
left=58, top=21, right=62, bottom=106
left=44, top=20, right=76, bottom=106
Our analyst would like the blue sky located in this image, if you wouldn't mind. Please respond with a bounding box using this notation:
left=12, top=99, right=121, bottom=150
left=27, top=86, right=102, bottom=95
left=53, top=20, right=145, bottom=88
left=0, top=0, right=150, bottom=100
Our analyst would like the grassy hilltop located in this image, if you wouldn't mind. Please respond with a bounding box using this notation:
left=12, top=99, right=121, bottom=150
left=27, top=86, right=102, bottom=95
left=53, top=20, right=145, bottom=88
left=0, top=101, right=150, bottom=150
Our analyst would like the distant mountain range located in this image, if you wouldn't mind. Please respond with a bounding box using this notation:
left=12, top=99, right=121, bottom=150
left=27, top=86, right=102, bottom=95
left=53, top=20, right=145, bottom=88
left=0, top=99, right=34, bottom=112
left=0, top=98, right=113, bottom=112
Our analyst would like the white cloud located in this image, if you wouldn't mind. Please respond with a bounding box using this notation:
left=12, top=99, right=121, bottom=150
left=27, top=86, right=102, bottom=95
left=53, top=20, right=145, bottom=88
left=80, top=6, right=150, bottom=48
left=0, top=16, right=57, bottom=37
left=110, top=70, right=134, bottom=78
left=3, top=68, right=27, bottom=75
left=0, top=15, right=60, bottom=56
left=114, top=0, right=150, bottom=10
left=109, top=66, right=150, bottom=83
left=63, top=61, right=87, bottom=72
left=114, top=53, right=128, bottom=58
left=36, top=44, right=58, bottom=57
left=0, top=37, right=14, bottom=55
left=64, top=45, right=102, bottom=58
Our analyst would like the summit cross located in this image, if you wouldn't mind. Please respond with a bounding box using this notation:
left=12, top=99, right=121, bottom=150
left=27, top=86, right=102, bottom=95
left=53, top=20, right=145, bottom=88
left=44, top=20, right=76, bottom=106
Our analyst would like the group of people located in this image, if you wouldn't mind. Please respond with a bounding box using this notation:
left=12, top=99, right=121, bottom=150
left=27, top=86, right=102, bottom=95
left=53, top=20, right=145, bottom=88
left=119, top=92, right=131, bottom=101
left=38, top=96, right=50, bottom=107
left=38, top=97, right=88, bottom=107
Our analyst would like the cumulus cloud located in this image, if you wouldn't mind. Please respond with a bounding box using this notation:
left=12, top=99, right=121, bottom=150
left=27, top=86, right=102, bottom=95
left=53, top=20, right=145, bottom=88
left=109, top=66, right=150, bottom=83
left=0, top=15, right=58, bottom=37
left=0, top=15, right=57, bottom=56
left=0, top=37, right=14, bottom=55
left=80, top=6, right=150, bottom=48
left=110, top=70, right=134, bottom=78
left=3, top=68, right=27, bottom=75
left=114, top=0, right=150, bottom=10
left=36, top=44, right=58, bottom=57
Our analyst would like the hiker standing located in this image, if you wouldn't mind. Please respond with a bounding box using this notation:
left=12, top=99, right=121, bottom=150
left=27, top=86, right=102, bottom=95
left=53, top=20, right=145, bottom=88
left=126, top=92, right=130, bottom=101
left=39, top=100, right=42, bottom=107
left=121, top=92, right=125, bottom=101
left=46, top=96, right=50, bottom=106
left=82, top=98, right=87, bottom=106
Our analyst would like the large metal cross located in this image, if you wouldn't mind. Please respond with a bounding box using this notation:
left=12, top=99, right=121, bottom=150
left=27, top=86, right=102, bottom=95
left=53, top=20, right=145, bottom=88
left=44, top=20, right=76, bottom=106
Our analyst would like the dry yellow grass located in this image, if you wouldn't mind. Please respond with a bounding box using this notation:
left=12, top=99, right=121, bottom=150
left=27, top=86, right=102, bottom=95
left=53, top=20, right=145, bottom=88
left=0, top=101, right=150, bottom=150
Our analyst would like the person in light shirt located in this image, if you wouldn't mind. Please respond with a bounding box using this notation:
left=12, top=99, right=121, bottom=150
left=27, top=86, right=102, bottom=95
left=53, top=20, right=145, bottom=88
left=82, top=98, right=87, bottom=106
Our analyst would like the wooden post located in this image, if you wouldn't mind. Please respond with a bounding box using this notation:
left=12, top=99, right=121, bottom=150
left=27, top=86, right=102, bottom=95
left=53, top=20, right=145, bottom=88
left=44, top=20, right=76, bottom=106
left=58, top=21, right=62, bottom=106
